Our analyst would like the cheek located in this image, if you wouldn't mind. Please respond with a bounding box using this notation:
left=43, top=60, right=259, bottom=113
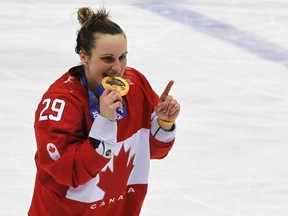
left=87, top=64, right=102, bottom=80
left=121, top=60, right=127, bottom=70
left=89, top=61, right=108, bottom=74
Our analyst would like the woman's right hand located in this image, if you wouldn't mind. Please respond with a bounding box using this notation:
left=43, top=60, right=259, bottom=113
left=99, top=88, right=122, bottom=121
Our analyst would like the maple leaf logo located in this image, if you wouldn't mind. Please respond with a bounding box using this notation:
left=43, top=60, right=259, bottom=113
left=98, top=144, right=135, bottom=199
left=46, top=143, right=61, bottom=161
left=48, top=145, right=55, bottom=153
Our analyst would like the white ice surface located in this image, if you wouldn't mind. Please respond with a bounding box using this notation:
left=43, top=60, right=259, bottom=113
left=1, top=0, right=288, bottom=215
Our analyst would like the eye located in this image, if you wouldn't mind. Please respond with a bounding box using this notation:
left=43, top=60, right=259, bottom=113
left=119, top=54, right=127, bottom=61
left=101, top=56, right=114, bottom=63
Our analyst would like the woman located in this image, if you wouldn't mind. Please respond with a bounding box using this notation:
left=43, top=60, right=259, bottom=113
left=28, top=7, right=180, bottom=216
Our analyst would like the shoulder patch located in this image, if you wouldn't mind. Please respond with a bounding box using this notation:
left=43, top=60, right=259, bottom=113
left=46, top=143, right=61, bottom=161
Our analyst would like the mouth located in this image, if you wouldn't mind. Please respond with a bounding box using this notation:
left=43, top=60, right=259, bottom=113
left=103, top=72, right=120, bottom=78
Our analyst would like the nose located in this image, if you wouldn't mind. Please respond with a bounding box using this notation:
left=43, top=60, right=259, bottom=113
left=111, top=65, right=121, bottom=74
left=111, top=60, right=122, bottom=74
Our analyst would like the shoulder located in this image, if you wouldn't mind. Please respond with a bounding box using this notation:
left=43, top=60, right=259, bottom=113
left=35, top=67, right=88, bottom=125
left=123, top=67, right=146, bottom=79
left=44, top=66, right=86, bottom=99
left=36, top=67, right=87, bottom=116
left=123, top=67, right=151, bottom=89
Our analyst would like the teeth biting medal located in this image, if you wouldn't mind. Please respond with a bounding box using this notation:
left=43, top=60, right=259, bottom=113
left=101, top=76, right=129, bottom=96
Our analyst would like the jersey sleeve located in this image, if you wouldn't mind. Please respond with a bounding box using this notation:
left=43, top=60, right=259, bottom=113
left=149, top=113, right=175, bottom=159
left=34, top=88, right=110, bottom=188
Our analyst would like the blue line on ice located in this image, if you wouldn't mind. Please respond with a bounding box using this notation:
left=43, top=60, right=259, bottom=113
left=135, top=1, right=288, bottom=63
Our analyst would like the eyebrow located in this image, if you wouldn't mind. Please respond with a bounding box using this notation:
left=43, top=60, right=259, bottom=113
left=100, top=51, right=128, bottom=57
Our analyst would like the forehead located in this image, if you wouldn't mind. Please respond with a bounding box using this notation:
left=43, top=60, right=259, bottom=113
left=93, top=33, right=127, bottom=54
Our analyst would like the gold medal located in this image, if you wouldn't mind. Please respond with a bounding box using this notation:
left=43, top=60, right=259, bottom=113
left=101, top=76, right=129, bottom=96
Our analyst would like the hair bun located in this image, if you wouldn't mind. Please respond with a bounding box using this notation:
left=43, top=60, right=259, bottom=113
left=77, top=7, right=109, bottom=28
left=77, top=7, right=95, bottom=27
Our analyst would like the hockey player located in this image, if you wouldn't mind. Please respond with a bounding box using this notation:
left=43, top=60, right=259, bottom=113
left=28, top=7, right=180, bottom=216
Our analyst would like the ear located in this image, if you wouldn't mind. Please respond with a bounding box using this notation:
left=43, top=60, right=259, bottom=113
left=79, top=49, right=89, bottom=64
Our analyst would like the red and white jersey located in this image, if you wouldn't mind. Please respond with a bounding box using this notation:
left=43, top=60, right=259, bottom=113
left=28, top=66, right=175, bottom=216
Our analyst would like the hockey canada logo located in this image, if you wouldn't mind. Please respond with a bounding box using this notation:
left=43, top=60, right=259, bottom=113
left=46, top=143, right=60, bottom=161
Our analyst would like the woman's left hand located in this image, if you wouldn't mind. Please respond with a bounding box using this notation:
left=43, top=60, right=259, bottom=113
left=154, top=80, right=180, bottom=130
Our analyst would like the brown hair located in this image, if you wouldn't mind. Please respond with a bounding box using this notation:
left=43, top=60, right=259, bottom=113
left=75, top=7, right=125, bottom=56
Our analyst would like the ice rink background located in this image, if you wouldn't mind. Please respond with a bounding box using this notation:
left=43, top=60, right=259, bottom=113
left=1, top=0, right=288, bottom=215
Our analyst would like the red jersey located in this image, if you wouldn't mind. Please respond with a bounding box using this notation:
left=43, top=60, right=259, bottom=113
left=28, top=66, right=175, bottom=216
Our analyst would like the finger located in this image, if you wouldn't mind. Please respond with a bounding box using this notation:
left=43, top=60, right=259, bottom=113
left=111, top=95, right=117, bottom=103
left=165, top=99, right=177, bottom=114
left=155, top=96, right=174, bottom=114
left=160, top=80, right=174, bottom=101
left=110, top=101, right=122, bottom=110
left=154, top=102, right=166, bottom=114
left=103, top=87, right=121, bottom=95
left=167, top=102, right=180, bottom=116
left=108, top=90, right=122, bottom=103
left=111, top=94, right=122, bottom=103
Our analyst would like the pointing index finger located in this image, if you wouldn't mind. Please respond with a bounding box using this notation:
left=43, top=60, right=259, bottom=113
left=160, top=80, right=174, bottom=100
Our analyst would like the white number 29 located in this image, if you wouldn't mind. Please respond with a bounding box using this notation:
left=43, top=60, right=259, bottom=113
left=39, top=98, right=66, bottom=121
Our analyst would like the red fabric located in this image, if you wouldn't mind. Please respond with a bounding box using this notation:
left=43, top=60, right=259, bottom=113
left=28, top=67, right=174, bottom=216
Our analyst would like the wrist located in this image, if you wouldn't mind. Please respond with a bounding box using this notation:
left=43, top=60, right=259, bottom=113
left=157, top=118, right=175, bottom=131
left=151, top=116, right=176, bottom=142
